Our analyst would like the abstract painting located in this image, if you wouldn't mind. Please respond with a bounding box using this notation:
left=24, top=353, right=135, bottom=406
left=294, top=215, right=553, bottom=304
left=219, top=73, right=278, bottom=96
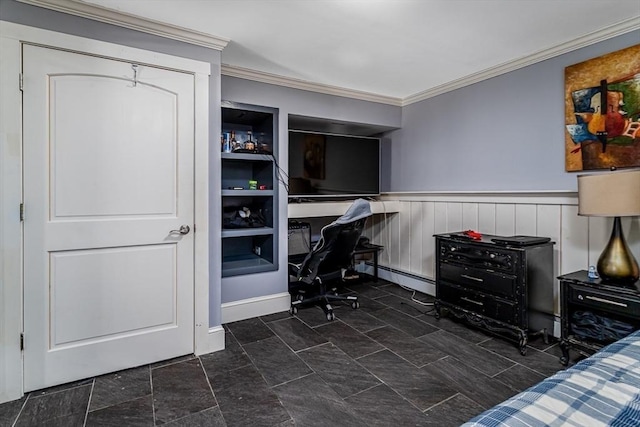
left=565, top=44, right=640, bottom=171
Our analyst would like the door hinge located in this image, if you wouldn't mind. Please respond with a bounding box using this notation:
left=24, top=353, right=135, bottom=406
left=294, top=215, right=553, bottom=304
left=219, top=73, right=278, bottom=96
left=20, top=203, right=24, bottom=221
left=19, top=73, right=23, bottom=91
left=20, top=333, right=24, bottom=351
left=193, top=224, right=196, bottom=233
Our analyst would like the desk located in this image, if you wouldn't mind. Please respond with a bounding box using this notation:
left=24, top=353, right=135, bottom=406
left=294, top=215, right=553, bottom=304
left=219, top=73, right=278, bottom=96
left=288, top=200, right=400, bottom=218
left=353, top=244, right=384, bottom=282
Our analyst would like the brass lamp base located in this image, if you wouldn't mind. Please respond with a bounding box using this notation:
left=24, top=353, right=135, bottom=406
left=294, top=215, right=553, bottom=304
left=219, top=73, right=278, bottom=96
left=597, top=217, right=640, bottom=284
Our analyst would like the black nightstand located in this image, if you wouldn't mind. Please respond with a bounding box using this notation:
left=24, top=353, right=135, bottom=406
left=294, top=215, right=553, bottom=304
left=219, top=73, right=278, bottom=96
left=559, top=270, right=640, bottom=365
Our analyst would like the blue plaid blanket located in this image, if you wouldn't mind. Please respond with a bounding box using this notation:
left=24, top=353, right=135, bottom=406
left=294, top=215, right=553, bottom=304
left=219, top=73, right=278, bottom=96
left=463, top=330, right=640, bottom=426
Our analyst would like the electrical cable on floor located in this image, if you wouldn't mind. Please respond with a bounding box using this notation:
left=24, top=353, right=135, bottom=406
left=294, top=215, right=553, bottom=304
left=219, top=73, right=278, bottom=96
left=400, top=300, right=436, bottom=316
left=395, top=285, right=435, bottom=306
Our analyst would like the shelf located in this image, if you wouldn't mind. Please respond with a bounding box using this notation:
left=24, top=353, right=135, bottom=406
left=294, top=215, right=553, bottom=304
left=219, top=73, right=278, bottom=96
left=288, top=200, right=401, bottom=218
left=222, top=253, right=276, bottom=277
left=222, top=190, right=274, bottom=197
left=222, top=152, right=273, bottom=161
left=222, top=227, right=274, bottom=238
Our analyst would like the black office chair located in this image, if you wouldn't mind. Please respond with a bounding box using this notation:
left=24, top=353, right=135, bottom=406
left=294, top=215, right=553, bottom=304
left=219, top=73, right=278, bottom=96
left=288, top=199, right=372, bottom=321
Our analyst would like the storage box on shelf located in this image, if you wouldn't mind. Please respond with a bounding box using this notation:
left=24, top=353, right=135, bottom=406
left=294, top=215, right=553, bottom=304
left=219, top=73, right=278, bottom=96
left=221, top=102, right=278, bottom=277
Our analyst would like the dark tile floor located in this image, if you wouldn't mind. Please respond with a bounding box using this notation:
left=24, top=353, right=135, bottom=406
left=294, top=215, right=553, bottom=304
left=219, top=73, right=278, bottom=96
left=0, top=277, right=572, bottom=427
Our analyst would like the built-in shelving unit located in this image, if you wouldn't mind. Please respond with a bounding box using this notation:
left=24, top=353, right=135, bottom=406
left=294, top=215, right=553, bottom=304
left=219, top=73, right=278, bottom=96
left=221, top=102, right=278, bottom=277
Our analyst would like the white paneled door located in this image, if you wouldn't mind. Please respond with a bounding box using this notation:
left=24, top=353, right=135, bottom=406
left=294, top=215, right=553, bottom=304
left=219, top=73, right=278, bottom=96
left=22, top=45, right=195, bottom=391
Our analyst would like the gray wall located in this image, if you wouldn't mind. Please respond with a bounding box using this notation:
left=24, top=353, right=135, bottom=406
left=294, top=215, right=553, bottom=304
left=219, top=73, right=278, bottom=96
left=386, top=30, right=640, bottom=192
left=221, top=76, right=402, bottom=130
left=220, top=76, right=401, bottom=303
left=1, top=0, right=224, bottom=327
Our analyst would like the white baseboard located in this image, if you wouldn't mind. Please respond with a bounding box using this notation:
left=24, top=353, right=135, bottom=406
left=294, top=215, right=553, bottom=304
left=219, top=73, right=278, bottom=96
left=221, top=292, right=291, bottom=324
left=356, top=262, right=435, bottom=296
left=195, top=325, right=225, bottom=356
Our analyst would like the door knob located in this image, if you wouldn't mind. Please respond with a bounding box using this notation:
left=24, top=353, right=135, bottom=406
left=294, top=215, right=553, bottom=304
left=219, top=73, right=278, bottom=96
left=170, top=225, right=190, bottom=235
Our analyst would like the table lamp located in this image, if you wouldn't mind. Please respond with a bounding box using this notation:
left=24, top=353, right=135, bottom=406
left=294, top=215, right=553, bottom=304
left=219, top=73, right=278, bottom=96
left=577, top=169, right=640, bottom=284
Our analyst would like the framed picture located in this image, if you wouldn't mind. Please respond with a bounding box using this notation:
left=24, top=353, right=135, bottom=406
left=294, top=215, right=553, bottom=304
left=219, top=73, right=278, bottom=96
left=303, top=134, right=325, bottom=180
left=564, top=43, right=640, bottom=171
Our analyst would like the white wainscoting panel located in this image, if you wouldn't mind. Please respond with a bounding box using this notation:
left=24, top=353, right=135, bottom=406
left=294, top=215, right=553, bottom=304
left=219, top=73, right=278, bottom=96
left=495, top=204, right=516, bottom=236
left=478, top=203, right=496, bottom=235
left=515, top=204, right=537, bottom=236
left=536, top=204, right=562, bottom=313
left=410, top=202, right=423, bottom=275
left=446, top=202, right=463, bottom=232
left=588, top=217, right=611, bottom=267
left=368, top=192, right=640, bottom=321
left=434, top=202, right=448, bottom=235
left=421, top=202, right=436, bottom=278
left=462, top=202, right=479, bottom=231
left=559, top=204, right=589, bottom=275
left=398, top=201, right=412, bottom=272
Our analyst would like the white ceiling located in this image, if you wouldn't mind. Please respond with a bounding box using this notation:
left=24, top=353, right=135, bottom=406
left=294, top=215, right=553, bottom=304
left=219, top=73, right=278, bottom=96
left=84, top=0, right=640, bottom=101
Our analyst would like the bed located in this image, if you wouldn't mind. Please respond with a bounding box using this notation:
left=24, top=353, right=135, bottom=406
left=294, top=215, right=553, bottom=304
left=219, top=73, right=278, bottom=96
left=463, top=329, right=640, bottom=426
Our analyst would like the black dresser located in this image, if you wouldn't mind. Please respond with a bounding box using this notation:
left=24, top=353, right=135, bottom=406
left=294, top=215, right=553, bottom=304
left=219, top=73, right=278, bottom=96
left=435, top=233, right=555, bottom=355
left=559, top=271, right=640, bottom=365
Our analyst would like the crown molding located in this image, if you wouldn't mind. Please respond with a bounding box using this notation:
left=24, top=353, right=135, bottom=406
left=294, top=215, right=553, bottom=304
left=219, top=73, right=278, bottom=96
left=225, top=16, right=638, bottom=107
left=402, top=16, right=640, bottom=106
left=17, top=0, right=230, bottom=50
left=221, top=64, right=404, bottom=106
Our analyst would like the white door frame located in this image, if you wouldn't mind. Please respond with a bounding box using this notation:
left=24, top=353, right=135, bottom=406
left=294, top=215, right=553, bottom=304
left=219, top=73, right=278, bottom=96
left=0, top=21, right=222, bottom=403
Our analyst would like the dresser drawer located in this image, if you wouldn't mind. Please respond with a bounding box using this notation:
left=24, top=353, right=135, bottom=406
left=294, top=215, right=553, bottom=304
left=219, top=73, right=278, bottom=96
left=439, top=242, right=516, bottom=273
left=440, top=263, right=516, bottom=298
left=438, top=282, right=520, bottom=325
left=569, top=284, right=640, bottom=318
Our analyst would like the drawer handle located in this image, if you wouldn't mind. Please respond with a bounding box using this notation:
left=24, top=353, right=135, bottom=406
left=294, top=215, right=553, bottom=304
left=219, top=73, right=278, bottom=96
left=461, top=274, right=484, bottom=282
left=461, top=296, right=484, bottom=306
left=584, top=295, right=628, bottom=308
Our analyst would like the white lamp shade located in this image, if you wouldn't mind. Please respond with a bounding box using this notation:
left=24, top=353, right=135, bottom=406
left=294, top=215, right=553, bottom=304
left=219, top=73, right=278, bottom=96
left=578, top=170, right=640, bottom=217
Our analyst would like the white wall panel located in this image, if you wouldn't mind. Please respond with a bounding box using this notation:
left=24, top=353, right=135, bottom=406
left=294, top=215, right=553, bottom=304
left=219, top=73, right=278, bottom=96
left=462, top=203, right=479, bottom=231
left=559, top=205, right=588, bottom=275
left=372, top=213, right=387, bottom=265
left=372, top=212, right=385, bottom=244
left=515, top=204, right=537, bottom=236
left=384, top=210, right=401, bottom=268
left=421, top=202, right=436, bottom=278
left=536, top=204, right=562, bottom=315
left=623, top=217, right=640, bottom=258
left=398, top=202, right=412, bottom=271
left=588, top=216, right=611, bottom=267
left=434, top=202, right=447, bottom=235
left=478, top=203, right=496, bottom=234
left=446, top=202, right=462, bottom=232
left=495, top=204, right=515, bottom=236
left=410, top=202, right=423, bottom=275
